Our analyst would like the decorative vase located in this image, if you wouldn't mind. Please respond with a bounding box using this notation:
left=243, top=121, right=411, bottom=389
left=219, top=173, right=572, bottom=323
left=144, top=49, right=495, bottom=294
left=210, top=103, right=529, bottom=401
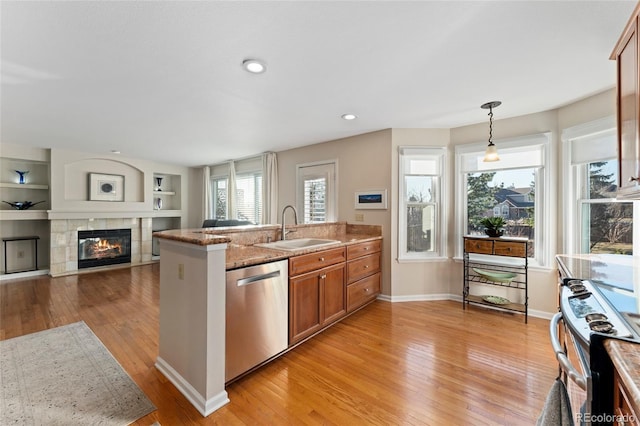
left=485, top=229, right=503, bottom=238
left=155, top=177, right=163, bottom=192
left=15, top=170, right=29, bottom=184
left=155, top=197, right=163, bottom=210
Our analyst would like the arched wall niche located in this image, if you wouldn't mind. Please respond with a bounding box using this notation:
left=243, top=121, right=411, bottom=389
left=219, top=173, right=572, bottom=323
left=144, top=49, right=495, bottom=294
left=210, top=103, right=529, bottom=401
left=64, top=158, right=144, bottom=202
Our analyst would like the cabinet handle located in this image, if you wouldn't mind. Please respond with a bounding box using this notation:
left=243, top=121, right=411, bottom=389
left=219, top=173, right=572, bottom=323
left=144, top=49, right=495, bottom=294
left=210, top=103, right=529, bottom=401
left=364, top=247, right=369, bottom=251
left=364, top=265, right=369, bottom=269
left=364, top=288, right=370, bottom=292
left=629, top=176, right=640, bottom=183
left=320, top=274, right=326, bottom=279
left=319, top=257, right=325, bottom=262
left=476, top=244, right=481, bottom=249
left=507, top=247, right=512, bottom=252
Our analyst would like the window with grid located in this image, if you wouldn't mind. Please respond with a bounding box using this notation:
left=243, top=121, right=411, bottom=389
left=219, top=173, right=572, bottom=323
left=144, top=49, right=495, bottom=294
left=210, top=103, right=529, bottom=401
left=398, top=147, right=446, bottom=260
left=565, top=124, right=633, bottom=255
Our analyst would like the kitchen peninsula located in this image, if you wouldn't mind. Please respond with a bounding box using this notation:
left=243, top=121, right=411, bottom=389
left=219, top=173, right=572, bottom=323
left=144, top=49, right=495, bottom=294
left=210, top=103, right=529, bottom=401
left=153, top=222, right=382, bottom=417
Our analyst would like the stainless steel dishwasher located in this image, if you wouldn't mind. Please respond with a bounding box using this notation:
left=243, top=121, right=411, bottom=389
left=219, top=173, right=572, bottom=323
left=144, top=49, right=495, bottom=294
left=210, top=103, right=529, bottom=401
left=225, top=259, right=288, bottom=382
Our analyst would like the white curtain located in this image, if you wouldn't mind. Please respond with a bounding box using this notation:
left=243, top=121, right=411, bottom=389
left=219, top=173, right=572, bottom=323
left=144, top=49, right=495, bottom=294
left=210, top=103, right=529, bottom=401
left=262, top=152, right=278, bottom=224
left=202, top=165, right=211, bottom=224
left=228, top=160, right=237, bottom=220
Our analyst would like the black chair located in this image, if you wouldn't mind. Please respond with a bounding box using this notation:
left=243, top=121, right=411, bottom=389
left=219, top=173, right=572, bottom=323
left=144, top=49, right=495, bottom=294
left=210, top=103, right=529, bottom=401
left=202, top=219, right=218, bottom=228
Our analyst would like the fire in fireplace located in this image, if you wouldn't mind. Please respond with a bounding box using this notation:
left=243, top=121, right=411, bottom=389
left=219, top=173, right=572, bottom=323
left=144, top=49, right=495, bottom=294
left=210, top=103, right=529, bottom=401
left=78, top=229, right=131, bottom=269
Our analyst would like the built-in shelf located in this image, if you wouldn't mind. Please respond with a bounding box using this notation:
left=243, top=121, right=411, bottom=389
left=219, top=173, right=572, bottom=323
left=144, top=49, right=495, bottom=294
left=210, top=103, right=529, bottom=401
left=152, top=209, right=182, bottom=218
left=0, top=210, right=48, bottom=221
left=0, top=182, right=49, bottom=190
left=153, top=191, right=176, bottom=196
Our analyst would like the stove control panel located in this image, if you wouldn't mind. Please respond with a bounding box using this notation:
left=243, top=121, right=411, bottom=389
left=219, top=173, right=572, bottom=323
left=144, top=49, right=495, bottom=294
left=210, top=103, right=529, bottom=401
left=560, top=279, right=634, bottom=345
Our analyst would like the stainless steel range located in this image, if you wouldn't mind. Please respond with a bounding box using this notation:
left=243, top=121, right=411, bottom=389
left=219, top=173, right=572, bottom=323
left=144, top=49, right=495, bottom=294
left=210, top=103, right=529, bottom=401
left=559, top=278, right=638, bottom=347
left=553, top=254, right=640, bottom=425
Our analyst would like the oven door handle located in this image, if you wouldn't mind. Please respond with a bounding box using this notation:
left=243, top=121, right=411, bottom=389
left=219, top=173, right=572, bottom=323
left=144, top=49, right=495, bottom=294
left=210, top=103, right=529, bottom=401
left=550, top=312, right=587, bottom=391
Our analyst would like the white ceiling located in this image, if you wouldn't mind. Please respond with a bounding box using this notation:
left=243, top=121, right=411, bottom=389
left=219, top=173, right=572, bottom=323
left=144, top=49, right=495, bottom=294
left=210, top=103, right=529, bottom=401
left=1, top=1, right=636, bottom=167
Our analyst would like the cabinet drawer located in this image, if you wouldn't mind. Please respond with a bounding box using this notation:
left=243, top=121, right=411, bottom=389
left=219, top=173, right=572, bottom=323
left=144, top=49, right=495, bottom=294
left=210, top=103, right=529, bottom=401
left=347, top=239, right=381, bottom=260
left=494, top=241, right=527, bottom=258
left=464, top=239, right=493, bottom=254
left=347, top=273, right=380, bottom=312
left=347, top=253, right=380, bottom=283
left=289, top=247, right=346, bottom=276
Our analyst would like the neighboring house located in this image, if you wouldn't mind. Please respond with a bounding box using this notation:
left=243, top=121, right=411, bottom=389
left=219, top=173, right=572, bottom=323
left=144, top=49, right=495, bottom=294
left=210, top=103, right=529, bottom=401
left=490, top=188, right=534, bottom=221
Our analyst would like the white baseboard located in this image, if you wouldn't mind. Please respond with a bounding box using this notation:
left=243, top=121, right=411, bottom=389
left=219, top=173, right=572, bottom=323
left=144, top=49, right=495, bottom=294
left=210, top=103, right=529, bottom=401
left=155, top=357, right=229, bottom=417
left=0, top=269, right=49, bottom=282
left=377, top=293, right=554, bottom=320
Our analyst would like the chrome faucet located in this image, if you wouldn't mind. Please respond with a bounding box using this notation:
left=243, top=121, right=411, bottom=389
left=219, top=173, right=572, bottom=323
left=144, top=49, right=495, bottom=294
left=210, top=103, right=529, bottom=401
left=281, top=205, right=298, bottom=240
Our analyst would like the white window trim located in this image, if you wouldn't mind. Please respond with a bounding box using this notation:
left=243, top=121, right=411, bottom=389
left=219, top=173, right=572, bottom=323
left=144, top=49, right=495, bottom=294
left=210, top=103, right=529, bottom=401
left=398, top=146, right=447, bottom=261
left=295, top=159, right=338, bottom=223
left=454, top=133, right=553, bottom=268
left=561, top=116, right=627, bottom=255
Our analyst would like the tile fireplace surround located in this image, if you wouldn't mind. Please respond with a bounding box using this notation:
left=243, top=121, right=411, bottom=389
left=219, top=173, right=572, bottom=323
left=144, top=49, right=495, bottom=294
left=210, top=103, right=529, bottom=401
left=49, top=217, right=153, bottom=276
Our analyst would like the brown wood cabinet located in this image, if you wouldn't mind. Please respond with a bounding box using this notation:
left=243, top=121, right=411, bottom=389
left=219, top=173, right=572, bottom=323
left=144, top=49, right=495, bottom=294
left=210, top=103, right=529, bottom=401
left=288, top=239, right=382, bottom=346
left=612, top=2, right=640, bottom=198
left=289, top=247, right=346, bottom=345
left=613, top=368, right=640, bottom=426
left=346, top=239, right=381, bottom=313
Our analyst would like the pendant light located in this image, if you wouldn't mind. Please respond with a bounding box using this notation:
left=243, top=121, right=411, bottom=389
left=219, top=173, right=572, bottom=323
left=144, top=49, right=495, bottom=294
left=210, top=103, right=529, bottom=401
left=481, top=101, right=501, bottom=162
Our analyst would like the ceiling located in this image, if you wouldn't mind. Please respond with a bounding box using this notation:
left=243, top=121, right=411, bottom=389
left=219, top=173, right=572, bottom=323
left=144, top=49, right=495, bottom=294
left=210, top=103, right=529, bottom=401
left=1, top=1, right=636, bottom=167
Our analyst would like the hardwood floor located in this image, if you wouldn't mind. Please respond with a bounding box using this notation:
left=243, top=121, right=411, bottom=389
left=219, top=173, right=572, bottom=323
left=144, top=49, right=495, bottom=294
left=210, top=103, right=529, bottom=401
left=0, top=264, right=558, bottom=425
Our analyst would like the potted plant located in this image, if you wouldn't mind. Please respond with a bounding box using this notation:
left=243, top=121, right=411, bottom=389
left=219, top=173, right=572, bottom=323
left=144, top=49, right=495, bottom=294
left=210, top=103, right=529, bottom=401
left=479, top=216, right=505, bottom=238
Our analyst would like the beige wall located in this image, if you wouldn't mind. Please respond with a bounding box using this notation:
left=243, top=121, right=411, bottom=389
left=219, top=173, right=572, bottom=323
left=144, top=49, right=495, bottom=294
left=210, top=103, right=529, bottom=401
left=390, top=128, right=453, bottom=298
left=276, top=130, right=393, bottom=295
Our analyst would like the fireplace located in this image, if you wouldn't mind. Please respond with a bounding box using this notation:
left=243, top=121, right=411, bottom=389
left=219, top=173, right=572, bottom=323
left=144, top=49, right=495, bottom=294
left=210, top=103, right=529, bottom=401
left=78, top=229, right=132, bottom=269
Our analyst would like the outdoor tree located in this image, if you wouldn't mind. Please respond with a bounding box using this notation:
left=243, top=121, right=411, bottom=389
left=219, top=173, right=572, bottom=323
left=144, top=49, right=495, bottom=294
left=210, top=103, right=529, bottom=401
left=588, top=162, right=632, bottom=252
left=467, top=172, right=499, bottom=232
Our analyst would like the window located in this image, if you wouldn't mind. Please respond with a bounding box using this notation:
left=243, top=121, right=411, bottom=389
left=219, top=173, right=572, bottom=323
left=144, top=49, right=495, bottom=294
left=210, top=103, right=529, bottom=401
left=212, top=177, right=227, bottom=219
left=209, top=156, right=263, bottom=223
left=303, top=177, right=326, bottom=223
left=563, top=121, right=633, bottom=255
left=456, top=133, right=551, bottom=266
left=398, top=147, right=446, bottom=260
left=296, top=161, right=337, bottom=224
left=235, top=172, right=262, bottom=223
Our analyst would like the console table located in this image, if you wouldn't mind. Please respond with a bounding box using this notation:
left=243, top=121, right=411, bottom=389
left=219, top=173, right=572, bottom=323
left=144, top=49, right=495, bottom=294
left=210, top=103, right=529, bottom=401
left=3, top=235, right=39, bottom=274
left=462, top=235, right=529, bottom=322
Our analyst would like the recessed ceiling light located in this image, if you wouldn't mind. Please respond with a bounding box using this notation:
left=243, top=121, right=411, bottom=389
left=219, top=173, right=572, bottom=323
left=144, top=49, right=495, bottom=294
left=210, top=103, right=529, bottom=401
left=242, top=59, right=266, bottom=74
left=341, top=113, right=357, bottom=120
left=110, top=150, right=121, bottom=154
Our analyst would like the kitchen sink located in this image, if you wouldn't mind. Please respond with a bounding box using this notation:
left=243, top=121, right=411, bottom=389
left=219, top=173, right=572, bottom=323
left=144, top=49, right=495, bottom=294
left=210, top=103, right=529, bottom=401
left=255, top=238, right=341, bottom=251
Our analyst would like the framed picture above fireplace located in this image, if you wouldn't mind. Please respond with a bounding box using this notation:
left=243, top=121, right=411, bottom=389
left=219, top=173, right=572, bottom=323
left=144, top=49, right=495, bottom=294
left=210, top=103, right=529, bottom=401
left=89, top=173, right=124, bottom=202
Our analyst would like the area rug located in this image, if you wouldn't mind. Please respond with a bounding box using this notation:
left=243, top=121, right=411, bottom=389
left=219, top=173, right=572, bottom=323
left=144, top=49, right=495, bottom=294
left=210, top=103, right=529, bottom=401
left=0, top=321, right=156, bottom=425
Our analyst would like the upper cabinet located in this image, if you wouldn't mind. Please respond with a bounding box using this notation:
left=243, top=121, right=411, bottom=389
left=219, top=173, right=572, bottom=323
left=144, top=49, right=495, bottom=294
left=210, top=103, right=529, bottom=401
left=613, top=2, right=640, bottom=198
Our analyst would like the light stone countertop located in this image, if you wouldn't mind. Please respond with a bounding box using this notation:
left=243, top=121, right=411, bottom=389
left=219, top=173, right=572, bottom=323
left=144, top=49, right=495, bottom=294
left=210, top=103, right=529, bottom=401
left=225, top=233, right=381, bottom=270
left=154, top=222, right=383, bottom=270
